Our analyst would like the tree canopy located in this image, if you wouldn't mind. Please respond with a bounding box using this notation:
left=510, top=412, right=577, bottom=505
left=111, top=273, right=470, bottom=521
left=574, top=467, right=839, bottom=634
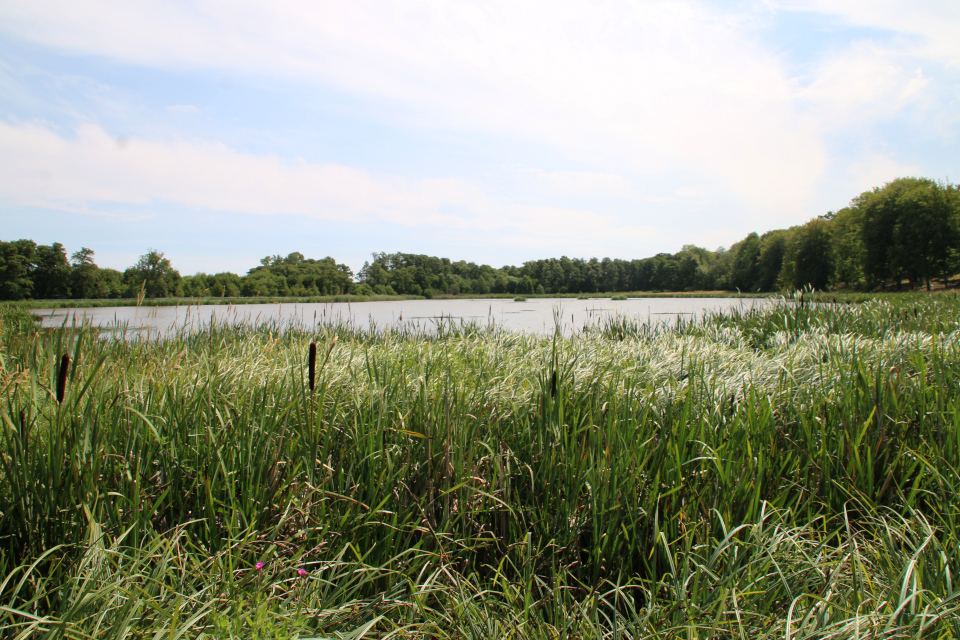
left=2, top=177, right=958, bottom=300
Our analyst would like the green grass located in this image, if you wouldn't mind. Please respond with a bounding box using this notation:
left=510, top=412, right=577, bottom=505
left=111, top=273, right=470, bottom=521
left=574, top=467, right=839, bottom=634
left=2, top=294, right=960, bottom=637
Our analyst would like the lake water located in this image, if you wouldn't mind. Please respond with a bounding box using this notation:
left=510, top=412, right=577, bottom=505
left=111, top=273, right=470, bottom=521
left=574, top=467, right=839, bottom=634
left=36, top=297, right=770, bottom=338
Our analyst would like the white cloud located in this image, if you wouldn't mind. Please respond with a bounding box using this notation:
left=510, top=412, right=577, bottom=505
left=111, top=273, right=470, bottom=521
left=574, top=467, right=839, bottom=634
left=517, top=168, right=641, bottom=199
left=0, top=121, right=663, bottom=249
left=796, top=42, right=933, bottom=129
left=3, top=0, right=957, bottom=245
left=0, top=0, right=828, bottom=218
left=773, top=0, right=960, bottom=67
left=844, top=153, right=923, bottom=198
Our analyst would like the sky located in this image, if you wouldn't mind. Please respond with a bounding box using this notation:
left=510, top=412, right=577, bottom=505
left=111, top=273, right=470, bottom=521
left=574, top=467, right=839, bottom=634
left=1, top=0, right=958, bottom=276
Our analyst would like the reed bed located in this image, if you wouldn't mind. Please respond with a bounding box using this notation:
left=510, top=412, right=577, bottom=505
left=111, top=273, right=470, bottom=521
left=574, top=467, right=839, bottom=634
left=2, top=295, right=960, bottom=638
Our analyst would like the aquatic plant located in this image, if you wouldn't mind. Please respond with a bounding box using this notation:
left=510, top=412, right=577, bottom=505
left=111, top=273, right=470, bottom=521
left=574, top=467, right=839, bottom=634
left=3, top=295, right=960, bottom=636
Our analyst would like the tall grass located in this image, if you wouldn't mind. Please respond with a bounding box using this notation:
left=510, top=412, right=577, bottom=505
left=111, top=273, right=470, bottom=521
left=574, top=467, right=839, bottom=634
left=2, top=296, right=960, bottom=637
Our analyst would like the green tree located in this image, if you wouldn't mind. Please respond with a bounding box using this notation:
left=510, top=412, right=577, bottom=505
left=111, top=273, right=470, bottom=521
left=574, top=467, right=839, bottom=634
left=124, top=250, right=182, bottom=298
left=857, top=184, right=898, bottom=287
left=785, top=219, right=833, bottom=290
left=828, top=208, right=866, bottom=288
left=892, top=180, right=960, bottom=289
left=0, top=240, right=35, bottom=300
left=32, top=243, right=72, bottom=299
left=857, top=178, right=960, bottom=289
left=208, top=272, right=242, bottom=297
left=70, top=247, right=107, bottom=299
left=730, top=233, right=762, bottom=292
left=755, top=231, right=788, bottom=292
left=676, top=254, right=699, bottom=290
left=241, top=271, right=281, bottom=297
left=101, top=269, right=124, bottom=298
left=244, top=253, right=353, bottom=297
left=180, top=273, right=210, bottom=297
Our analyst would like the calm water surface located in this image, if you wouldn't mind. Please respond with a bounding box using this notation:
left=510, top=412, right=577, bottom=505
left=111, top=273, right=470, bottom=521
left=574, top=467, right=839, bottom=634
left=37, top=297, right=770, bottom=338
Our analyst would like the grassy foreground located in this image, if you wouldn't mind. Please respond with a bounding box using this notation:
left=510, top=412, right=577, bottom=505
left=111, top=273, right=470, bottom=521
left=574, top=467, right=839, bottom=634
left=2, top=295, right=960, bottom=638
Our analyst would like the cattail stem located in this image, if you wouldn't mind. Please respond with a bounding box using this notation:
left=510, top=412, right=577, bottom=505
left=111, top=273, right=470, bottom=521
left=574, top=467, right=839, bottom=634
left=308, top=343, right=317, bottom=392
left=57, top=354, right=70, bottom=404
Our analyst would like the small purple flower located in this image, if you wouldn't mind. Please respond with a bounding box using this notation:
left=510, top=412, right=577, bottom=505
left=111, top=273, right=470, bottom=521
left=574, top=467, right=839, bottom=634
left=255, top=561, right=265, bottom=571
left=297, top=568, right=308, bottom=577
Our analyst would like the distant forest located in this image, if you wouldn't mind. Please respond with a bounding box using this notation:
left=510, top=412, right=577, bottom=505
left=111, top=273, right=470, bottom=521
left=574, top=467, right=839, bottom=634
left=2, top=177, right=958, bottom=301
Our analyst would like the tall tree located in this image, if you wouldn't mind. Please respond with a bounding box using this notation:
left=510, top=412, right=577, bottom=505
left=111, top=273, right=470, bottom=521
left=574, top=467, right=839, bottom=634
left=0, top=240, right=35, bottom=300
left=124, top=250, right=182, bottom=298
left=828, top=208, right=866, bottom=288
left=786, top=219, right=833, bottom=290
left=32, top=243, right=72, bottom=299
left=70, top=247, right=106, bottom=299
left=858, top=184, right=899, bottom=287
left=730, top=233, right=762, bottom=292
left=891, top=180, right=960, bottom=289
left=755, top=231, right=788, bottom=292
left=856, top=177, right=955, bottom=289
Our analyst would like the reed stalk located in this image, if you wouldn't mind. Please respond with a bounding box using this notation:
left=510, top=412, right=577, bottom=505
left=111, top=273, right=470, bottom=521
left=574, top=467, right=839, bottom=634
left=2, top=296, right=960, bottom=636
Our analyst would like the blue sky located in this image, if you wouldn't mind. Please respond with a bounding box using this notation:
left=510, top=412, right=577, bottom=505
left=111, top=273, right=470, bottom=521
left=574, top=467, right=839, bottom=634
left=1, top=0, right=958, bottom=276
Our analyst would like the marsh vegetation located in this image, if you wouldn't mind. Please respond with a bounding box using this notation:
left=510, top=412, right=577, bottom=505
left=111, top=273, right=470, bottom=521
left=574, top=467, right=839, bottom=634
left=2, top=293, right=960, bottom=637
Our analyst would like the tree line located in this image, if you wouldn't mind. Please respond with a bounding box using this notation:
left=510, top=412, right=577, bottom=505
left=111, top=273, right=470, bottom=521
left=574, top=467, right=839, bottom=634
left=2, top=177, right=958, bottom=301
left=360, top=177, right=960, bottom=295
left=0, top=246, right=354, bottom=300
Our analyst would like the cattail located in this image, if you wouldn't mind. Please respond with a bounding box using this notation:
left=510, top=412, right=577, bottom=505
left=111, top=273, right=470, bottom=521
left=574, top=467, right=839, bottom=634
left=308, top=342, right=317, bottom=392
left=56, top=354, right=70, bottom=404
left=550, top=370, right=557, bottom=398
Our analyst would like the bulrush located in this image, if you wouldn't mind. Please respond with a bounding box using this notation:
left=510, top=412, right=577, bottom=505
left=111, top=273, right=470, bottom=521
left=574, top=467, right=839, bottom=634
left=56, top=354, right=70, bottom=404
left=308, top=336, right=339, bottom=392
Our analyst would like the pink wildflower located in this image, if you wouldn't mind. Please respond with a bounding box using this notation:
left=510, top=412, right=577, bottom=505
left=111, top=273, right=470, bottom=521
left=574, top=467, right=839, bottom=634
left=255, top=562, right=265, bottom=571
left=297, top=568, right=308, bottom=577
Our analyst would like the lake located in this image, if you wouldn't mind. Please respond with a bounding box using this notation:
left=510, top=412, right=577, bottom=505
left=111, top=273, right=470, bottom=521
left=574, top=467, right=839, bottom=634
left=36, top=297, right=770, bottom=338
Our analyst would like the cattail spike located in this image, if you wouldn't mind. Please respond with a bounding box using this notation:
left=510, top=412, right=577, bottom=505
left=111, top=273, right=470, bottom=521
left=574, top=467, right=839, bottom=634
left=57, top=354, right=70, bottom=404
left=308, top=342, right=317, bottom=392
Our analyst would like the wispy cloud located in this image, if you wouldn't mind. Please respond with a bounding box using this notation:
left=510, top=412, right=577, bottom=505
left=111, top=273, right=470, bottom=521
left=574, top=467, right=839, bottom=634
left=517, top=168, right=641, bottom=199
left=0, top=0, right=830, bottom=216
left=1, top=0, right=957, bottom=263
left=797, top=42, right=932, bottom=128
left=773, top=0, right=960, bottom=66
left=0, top=121, right=663, bottom=250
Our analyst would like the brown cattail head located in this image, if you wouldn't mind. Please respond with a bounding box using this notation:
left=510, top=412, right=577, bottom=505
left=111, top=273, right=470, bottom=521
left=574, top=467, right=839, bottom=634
left=308, top=342, right=317, bottom=392
left=550, top=370, right=557, bottom=398
left=57, top=354, right=70, bottom=404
